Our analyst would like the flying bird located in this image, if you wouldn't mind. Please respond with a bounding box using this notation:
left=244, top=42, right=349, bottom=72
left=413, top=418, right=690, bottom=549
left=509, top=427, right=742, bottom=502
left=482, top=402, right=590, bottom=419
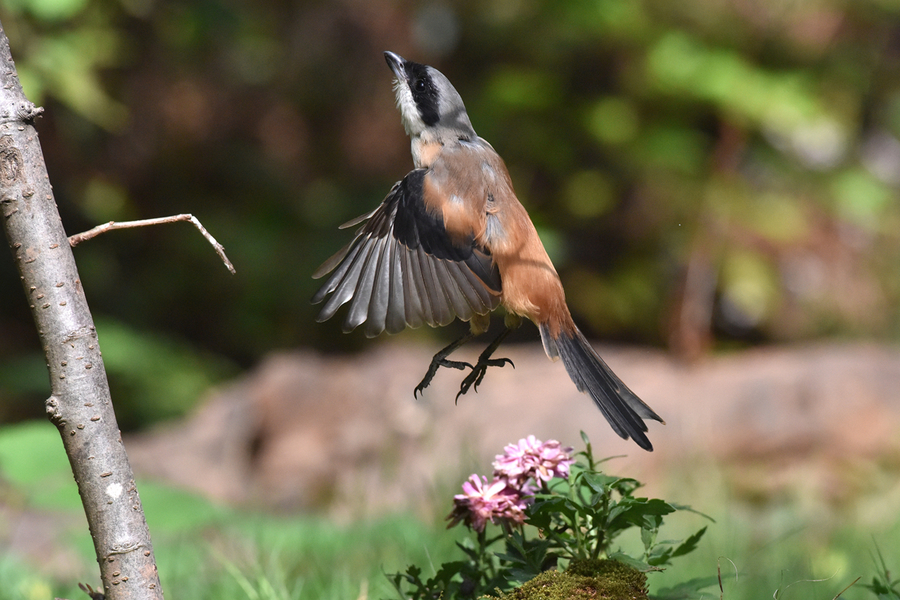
left=312, top=51, right=664, bottom=450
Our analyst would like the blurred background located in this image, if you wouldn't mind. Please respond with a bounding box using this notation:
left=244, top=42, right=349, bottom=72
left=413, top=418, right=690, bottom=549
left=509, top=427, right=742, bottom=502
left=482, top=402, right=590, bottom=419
left=1, top=0, right=900, bottom=427
left=1, top=0, right=900, bottom=598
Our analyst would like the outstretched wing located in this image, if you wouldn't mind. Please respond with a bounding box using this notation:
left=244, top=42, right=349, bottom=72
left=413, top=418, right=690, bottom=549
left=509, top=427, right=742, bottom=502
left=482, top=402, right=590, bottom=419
left=311, top=169, right=502, bottom=337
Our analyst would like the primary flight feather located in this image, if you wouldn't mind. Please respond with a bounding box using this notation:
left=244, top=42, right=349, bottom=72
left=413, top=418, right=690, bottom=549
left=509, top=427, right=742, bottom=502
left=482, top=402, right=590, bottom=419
left=313, top=51, right=664, bottom=451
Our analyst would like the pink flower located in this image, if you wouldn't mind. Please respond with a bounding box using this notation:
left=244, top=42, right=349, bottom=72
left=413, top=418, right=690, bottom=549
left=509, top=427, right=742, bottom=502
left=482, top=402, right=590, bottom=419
left=446, top=474, right=528, bottom=532
left=493, top=435, right=575, bottom=486
left=447, top=437, right=575, bottom=532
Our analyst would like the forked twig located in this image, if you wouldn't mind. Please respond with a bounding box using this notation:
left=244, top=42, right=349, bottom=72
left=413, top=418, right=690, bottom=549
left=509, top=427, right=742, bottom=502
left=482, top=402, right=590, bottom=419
left=68, top=214, right=236, bottom=274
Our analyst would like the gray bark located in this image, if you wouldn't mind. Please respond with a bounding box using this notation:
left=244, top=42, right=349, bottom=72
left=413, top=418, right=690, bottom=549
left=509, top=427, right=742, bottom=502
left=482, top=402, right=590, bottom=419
left=0, top=20, right=164, bottom=600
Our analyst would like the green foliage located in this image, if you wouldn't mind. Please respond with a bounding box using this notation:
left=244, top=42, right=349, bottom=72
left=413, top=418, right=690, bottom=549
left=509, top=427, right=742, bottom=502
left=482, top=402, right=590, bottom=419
left=0, top=319, right=238, bottom=430
left=0, top=420, right=81, bottom=509
left=0, top=419, right=898, bottom=599
left=3, top=0, right=127, bottom=128
left=387, top=433, right=713, bottom=600
left=2, top=0, right=900, bottom=400
left=0, top=418, right=463, bottom=599
left=91, top=318, right=238, bottom=429
left=214, top=550, right=303, bottom=600
left=863, top=545, right=900, bottom=600
left=0, top=420, right=68, bottom=486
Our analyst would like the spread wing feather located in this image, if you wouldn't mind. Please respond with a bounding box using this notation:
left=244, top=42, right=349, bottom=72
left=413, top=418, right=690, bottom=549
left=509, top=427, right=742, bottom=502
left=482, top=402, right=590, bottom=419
left=312, top=169, right=501, bottom=337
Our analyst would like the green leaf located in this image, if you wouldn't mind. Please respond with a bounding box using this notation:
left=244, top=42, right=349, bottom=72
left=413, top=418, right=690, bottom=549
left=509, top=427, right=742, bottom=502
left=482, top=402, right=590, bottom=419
left=607, top=551, right=662, bottom=573
left=530, top=495, right=579, bottom=526
left=456, top=541, right=480, bottom=562
left=668, top=503, right=716, bottom=522
left=654, top=576, right=721, bottom=599
left=640, top=526, right=656, bottom=550
left=610, top=498, right=675, bottom=523
left=581, top=471, right=622, bottom=493
left=579, top=430, right=591, bottom=447
left=671, top=526, right=708, bottom=558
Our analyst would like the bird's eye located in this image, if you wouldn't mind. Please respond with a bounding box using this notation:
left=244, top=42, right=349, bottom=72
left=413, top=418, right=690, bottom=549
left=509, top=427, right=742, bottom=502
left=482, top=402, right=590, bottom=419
left=414, top=78, right=427, bottom=92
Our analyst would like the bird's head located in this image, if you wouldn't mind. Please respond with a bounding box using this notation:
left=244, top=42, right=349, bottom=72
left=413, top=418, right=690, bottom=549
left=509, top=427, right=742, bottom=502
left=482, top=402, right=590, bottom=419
left=384, top=51, right=476, bottom=141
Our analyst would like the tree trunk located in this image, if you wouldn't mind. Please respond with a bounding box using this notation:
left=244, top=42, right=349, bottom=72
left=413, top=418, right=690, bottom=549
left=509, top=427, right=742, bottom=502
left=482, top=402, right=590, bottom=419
left=0, top=20, right=164, bottom=600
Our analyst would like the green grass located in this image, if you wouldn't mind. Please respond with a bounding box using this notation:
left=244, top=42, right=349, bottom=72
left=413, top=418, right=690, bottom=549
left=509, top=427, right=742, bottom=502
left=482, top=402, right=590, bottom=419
left=149, top=513, right=466, bottom=600
left=1, top=421, right=898, bottom=600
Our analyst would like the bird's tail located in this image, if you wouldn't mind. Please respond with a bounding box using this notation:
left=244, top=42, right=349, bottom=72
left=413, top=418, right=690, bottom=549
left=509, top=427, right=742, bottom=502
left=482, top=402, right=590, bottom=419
left=541, top=323, right=663, bottom=451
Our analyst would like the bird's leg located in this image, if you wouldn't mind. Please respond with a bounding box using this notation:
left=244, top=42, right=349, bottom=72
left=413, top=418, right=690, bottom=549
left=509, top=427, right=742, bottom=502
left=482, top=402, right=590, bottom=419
left=414, top=331, right=477, bottom=398
left=456, top=326, right=514, bottom=401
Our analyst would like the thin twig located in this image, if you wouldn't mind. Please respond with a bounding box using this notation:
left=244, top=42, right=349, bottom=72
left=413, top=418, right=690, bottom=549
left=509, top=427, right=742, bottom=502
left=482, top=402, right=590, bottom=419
left=68, top=214, right=236, bottom=274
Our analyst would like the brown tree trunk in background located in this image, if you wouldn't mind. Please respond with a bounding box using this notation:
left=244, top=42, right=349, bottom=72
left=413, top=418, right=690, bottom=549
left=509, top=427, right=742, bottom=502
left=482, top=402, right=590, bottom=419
left=0, top=20, right=164, bottom=600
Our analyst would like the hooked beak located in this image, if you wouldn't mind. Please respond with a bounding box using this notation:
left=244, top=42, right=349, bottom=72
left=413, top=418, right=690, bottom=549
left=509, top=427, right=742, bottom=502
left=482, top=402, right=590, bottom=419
left=384, top=51, right=407, bottom=81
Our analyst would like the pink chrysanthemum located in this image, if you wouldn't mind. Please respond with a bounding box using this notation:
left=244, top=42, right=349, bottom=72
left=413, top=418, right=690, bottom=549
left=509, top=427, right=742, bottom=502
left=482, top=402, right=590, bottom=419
left=446, top=474, right=528, bottom=532
left=493, top=435, right=575, bottom=486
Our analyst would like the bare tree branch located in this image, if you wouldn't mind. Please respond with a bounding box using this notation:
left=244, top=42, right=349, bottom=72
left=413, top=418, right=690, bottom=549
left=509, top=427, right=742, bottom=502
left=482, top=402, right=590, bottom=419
left=0, top=19, right=163, bottom=600
left=69, top=214, right=237, bottom=274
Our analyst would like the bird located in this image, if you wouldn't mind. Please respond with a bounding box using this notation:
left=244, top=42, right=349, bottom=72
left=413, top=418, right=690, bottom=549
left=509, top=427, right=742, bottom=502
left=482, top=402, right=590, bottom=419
left=312, top=51, right=664, bottom=451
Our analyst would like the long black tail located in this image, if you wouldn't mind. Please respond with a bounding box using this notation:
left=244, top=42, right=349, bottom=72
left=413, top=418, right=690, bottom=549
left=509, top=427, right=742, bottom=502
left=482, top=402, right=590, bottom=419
left=547, top=325, right=663, bottom=451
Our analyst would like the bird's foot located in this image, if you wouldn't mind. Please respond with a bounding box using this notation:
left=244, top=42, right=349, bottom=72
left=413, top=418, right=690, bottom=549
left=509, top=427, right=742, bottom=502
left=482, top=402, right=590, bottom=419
left=414, top=356, right=473, bottom=398
left=455, top=355, right=514, bottom=402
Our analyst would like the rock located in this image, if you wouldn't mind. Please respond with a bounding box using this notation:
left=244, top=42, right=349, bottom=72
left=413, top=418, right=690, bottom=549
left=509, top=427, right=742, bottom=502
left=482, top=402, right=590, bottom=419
left=125, top=341, right=900, bottom=518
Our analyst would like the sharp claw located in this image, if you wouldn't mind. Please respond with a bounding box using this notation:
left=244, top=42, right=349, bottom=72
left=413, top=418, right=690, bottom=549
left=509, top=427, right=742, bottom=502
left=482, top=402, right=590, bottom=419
left=454, top=355, right=513, bottom=401
left=418, top=328, right=515, bottom=402
left=473, top=367, right=488, bottom=389
left=415, top=358, right=474, bottom=398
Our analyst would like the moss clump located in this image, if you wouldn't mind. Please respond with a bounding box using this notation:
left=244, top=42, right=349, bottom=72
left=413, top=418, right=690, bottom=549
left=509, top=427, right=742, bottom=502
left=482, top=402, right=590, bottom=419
left=483, top=559, right=648, bottom=600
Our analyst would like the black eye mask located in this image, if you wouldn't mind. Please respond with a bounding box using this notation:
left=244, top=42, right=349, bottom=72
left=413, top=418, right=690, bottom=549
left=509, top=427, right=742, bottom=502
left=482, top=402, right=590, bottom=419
left=404, top=62, right=440, bottom=126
